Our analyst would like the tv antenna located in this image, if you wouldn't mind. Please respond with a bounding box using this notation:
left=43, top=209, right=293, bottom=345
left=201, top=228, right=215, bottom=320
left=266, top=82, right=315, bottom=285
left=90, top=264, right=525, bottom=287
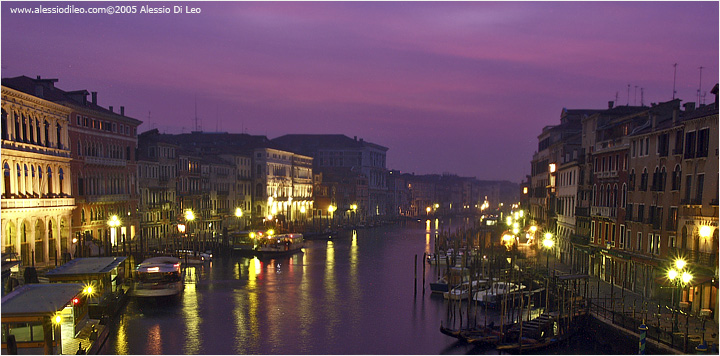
left=697, top=66, right=704, bottom=105
left=672, top=63, right=678, bottom=100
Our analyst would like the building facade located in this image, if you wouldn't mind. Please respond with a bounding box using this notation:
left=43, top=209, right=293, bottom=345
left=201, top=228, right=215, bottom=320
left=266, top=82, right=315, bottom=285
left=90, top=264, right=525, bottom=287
left=1, top=83, right=75, bottom=266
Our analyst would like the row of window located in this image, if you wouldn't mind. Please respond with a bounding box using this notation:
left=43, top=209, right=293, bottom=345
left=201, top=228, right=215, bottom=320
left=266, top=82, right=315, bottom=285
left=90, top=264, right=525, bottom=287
left=1, top=109, right=65, bottom=149
left=631, top=128, right=710, bottom=159
left=75, top=114, right=135, bottom=137
left=2, top=162, right=65, bottom=197
left=590, top=222, right=663, bottom=255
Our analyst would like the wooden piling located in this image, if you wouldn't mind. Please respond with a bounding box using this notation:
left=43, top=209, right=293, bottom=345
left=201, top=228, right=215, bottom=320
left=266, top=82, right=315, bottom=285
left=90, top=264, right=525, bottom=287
left=414, top=254, right=417, bottom=296
left=422, top=252, right=426, bottom=295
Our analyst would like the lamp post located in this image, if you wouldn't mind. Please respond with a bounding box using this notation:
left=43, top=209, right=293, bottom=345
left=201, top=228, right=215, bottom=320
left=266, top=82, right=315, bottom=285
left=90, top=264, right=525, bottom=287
left=107, top=215, right=121, bottom=256
left=235, top=208, right=243, bottom=230
left=542, top=232, right=554, bottom=314
left=351, top=204, right=358, bottom=225
left=185, top=209, right=195, bottom=255
left=543, top=232, right=554, bottom=276
left=328, top=205, right=336, bottom=229
left=667, top=258, right=692, bottom=333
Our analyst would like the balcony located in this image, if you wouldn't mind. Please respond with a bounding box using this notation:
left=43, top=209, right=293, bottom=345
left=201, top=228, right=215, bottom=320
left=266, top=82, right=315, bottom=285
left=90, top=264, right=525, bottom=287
left=575, top=207, right=590, bottom=217
left=85, top=156, right=127, bottom=167
left=1, top=197, right=75, bottom=209
left=591, top=206, right=617, bottom=218
left=570, top=234, right=590, bottom=245
left=598, top=171, right=618, bottom=179
left=85, top=194, right=130, bottom=203
left=2, top=140, right=71, bottom=158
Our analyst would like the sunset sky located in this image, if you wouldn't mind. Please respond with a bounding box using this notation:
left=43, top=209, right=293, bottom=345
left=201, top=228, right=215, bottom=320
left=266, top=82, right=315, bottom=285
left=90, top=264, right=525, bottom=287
left=2, top=1, right=718, bottom=181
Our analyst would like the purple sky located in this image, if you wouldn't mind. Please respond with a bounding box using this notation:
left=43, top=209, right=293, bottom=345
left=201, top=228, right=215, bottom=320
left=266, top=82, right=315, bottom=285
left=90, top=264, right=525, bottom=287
left=2, top=2, right=718, bottom=182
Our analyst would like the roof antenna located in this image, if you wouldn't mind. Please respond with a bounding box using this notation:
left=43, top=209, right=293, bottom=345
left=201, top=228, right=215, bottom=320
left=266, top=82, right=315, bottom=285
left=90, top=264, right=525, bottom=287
left=634, top=85, right=638, bottom=106
left=627, top=84, right=630, bottom=106
left=697, top=66, right=704, bottom=105
left=640, top=88, right=644, bottom=107
left=672, top=63, right=678, bottom=100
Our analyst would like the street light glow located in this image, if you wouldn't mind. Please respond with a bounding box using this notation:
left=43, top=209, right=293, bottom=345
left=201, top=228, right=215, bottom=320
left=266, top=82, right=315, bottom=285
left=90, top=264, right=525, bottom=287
left=681, top=271, right=692, bottom=285
left=667, top=269, right=678, bottom=281
left=543, top=238, right=554, bottom=249
left=235, top=208, right=243, bottom=217
left=185, top=209, right=195, bottom=221
left=675, top=258, right=686, bottom=270
left=699, top=226, right=712, bottom=238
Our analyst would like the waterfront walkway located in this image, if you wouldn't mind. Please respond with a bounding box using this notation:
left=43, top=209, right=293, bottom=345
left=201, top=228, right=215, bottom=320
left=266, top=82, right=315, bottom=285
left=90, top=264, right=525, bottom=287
left=548, top=256, right=718, bottom=354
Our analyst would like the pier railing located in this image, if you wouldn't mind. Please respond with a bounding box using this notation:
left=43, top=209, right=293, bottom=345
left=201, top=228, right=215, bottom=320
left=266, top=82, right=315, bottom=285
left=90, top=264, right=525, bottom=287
left=589, top=297, right=708, bottom=353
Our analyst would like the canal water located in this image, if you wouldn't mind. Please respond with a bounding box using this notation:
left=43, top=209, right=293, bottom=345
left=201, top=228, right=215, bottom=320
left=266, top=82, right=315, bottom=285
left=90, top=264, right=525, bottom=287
left=104, top=219, right=631, bottom=355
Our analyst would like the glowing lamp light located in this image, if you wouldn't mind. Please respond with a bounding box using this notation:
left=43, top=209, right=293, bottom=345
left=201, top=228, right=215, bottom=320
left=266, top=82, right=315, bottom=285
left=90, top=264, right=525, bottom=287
left=83, top=285, right=94, bottom=296
left=72, top=237, right=78, bottom=244
left=267, top=229, right=275, bottom=236
left=543, top=237, right=554, bottom=249
left=544, top=232, right=553, bottom=240
left=699, top=226, right=712, bottom=238
left=53, top=314, right=62, bottom=324
left=235, top=208, right=243, bottom=217
left=177, top=224, right=186, bottom=233
left=530, top=226, right=537, bottom=232
left=184, top=210, right=195, bottom=221
left=675, top=259, right=686, bottom=270
left=300, top=206, right=306, bottom=213
left=434, top=204, right=439, bottom=208
left=72, top=297, right=80, bottom=305
left=681, top=271, right=692, bottom=285
left=667, top=269, right=678, bottom=281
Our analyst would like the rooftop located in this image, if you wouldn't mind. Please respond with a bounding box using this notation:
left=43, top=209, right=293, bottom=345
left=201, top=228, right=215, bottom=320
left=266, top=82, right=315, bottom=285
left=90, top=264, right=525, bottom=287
left=1, top=283, right=83, bottom=315
left=45, top=257, right=126, bottom=277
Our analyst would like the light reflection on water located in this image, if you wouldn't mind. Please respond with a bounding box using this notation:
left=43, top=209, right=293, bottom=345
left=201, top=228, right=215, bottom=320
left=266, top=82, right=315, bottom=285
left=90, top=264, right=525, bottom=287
left=182, top=267, right=200, bottom=354
left=108, top=220, right=546, bottom=354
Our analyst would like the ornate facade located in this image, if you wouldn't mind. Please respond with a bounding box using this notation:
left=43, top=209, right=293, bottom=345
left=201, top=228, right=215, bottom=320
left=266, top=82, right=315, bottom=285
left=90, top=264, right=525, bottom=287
left=1, top=84, right=74, bottom=266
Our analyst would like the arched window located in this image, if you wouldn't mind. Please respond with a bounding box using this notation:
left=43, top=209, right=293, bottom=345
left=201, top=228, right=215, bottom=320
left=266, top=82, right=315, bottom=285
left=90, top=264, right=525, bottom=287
left=660, top=166, right=667, bottom=192
left=47, top=167, right=53, bottom=195
left=672, top=165, right=682, bottom=191
left=613, top=184, right=618, bottom=207
left=1, top=109, right=8, bottom=140
left=21, top=114, right=28, bottom=142
left=652, top=166, right=660, bottom=191
left=59, top=168, right=64, bottom=195
left=44, top=120, right=50, bottom=147
left=56, top=123, right=62, bottom=149
left=35, top=119, right=41, bottom=145
left=622, top=183, right=627, bottom=208
left=28, top=118, right=34, bottom=143
left=3, top=162, right=11, bottom=197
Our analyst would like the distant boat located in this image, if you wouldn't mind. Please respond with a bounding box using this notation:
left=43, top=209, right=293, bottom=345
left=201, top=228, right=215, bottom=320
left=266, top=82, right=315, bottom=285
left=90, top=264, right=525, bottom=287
left=133, top=257, right=183, bottom=297
left=255, top=233, right=304, bottom=257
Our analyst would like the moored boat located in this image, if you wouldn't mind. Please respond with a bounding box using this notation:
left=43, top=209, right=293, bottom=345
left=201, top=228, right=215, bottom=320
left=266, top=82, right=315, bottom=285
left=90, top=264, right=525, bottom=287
left=132, top=256, right=183, bottom=297
left=472, top=281, right=525, bottom=307
left=255, top=233, right=304, bottom=257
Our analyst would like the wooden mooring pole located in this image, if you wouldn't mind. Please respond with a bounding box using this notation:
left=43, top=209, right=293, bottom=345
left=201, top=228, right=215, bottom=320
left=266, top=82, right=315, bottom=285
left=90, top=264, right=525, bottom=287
left=414, top=254, right=418, bottom=297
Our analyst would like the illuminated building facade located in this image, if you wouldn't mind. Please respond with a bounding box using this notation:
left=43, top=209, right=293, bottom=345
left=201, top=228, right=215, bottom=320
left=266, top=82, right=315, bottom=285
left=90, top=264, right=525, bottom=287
left=1, top=82, right=74, bottom=266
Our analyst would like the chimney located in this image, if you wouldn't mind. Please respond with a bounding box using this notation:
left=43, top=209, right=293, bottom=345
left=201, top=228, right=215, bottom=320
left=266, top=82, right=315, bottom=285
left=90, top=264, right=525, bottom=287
left=672, top=108, right=679, bottom=125
left=354, top=136, right=357, bottom=141
left=91, top=92, right=97, bottom=105
left=109, top=106, right=114, bottom=113
left=608, top=101, right=614, bottom=109
left=120, top=106, right=125, bottom=116
left=683, top=102, right=695, bottom=112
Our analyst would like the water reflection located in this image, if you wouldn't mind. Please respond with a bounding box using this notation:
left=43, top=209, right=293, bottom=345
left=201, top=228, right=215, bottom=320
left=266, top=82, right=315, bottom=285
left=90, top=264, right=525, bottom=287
left=182, top=267, right=200, bottom=354
left=146, top=324, right=161, bottom=355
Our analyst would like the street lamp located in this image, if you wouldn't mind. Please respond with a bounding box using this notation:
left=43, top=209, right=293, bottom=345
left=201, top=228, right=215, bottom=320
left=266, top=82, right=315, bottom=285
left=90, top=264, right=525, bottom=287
left=667, top=257, right=693, bottom=332
left=328, top=205, right=336, bottom=228
left=543, top=232, right=554, bottom=276
left=235, top=208, right=243, bottom=230
left=107, top=215, right=121, bottom=255
left=185, top=209, right=195, bottom=254
left=426, top=206, right=431, bottom=216
left=351, top=204, right=358, bottom=225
